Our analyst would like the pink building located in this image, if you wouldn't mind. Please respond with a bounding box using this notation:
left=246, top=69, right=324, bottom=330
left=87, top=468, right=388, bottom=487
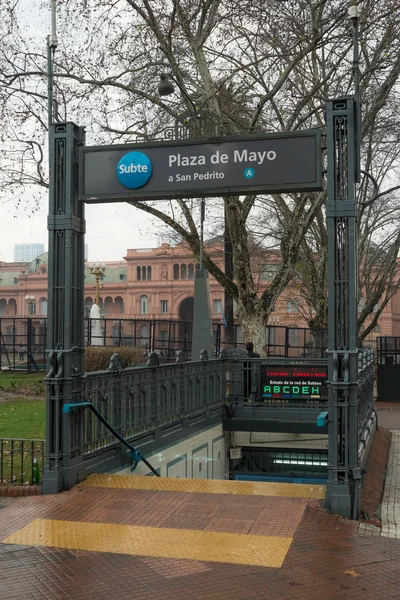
left=0, top=244, right=395, bottom=344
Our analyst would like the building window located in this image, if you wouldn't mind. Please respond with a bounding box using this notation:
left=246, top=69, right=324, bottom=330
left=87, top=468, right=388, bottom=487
left=260, top=264, right=280, bottom=281
left=181, top=264, right=187, bottom=279
left=188, top=264, right=194, bottom=279
left=142, top=266, right=147, bottom=281
left=375, top=325, right=380, bottom=332
left=160, top=330, right=168, bottom=347
left=287, top=299, right=299, bottom=313
left=40, top=298, right=48, bottom=316
left=213, top=299, right=223, bottom=314
left=119, top=273, right=126, bottom=281
left=161, top=300, right=168, bottom=314
left=115, top=296, right=124, bottom=314
left=173, top=264, right=179, bottom=280
left=147, top=266, right=152, bottom=281
left=140, top=295, right=149, bottom=315
left=137, top=266, right=141, bottom=281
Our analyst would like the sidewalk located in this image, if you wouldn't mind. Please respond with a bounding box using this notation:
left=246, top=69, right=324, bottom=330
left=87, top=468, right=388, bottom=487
left=0, top=422, right=399, bottom=599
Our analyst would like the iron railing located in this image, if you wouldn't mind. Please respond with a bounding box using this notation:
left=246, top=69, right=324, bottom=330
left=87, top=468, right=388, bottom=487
left=0, top=438, right=45, bottom=486
left=84, top=317, right=193, bottom=359
left=0, top=317, right=47, bottom=372
left=0, top=317, right=194, bottom=371
left=231, top=448, right=328, bottom=480
left=75, top=354, right=226, bottom=458
left=357, top=349, right=375, bottom=438
left=0, top=350, right=374, bottom=487
left=1, top=317, right=332, bottom=372
left=215, top=323, right=328, bottom=358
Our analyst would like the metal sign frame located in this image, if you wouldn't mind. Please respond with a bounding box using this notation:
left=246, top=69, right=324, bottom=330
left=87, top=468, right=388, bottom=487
left=79, top=129, right=323, bottom=203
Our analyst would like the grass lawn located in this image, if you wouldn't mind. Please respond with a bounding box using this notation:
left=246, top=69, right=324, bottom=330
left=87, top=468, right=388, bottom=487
left=0, top=397, right=46, bottom=439
left=0, top=372, right=45, bottom=395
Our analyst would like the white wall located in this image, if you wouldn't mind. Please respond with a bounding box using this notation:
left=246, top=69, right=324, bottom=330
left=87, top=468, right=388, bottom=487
left=116, top=424, right=227, bottom=479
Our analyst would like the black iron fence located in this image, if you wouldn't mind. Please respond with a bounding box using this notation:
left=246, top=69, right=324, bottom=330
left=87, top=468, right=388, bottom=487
left=0, top=317, right=47, bottom=372
left=85, top=318, right=193, bottom=360
left=1, top=317, right=330, bottom=372
left=376, top=336, right=400, bottom=401
left=215, top=323, right=328, bottom=358
left=0, top=317, right=194, bottom=371
left=0, top=438, right=45, bottom=486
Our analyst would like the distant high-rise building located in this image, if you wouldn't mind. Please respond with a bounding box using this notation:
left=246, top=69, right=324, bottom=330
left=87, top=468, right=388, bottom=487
left=13, top=243, right=45, bottom=263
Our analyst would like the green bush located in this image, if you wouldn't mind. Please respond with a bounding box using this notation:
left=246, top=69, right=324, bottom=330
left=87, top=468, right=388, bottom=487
left=84, top=346, right=146, bottom=372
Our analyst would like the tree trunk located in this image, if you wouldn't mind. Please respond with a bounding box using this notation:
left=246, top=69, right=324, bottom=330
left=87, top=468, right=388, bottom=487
left=309, top=325, right=328, bottom=358
left=239, top=309, right=266, bottom=356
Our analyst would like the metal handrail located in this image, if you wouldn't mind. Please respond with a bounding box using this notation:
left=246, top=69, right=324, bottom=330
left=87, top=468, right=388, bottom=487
left=63, top=402, right=160, bottom=476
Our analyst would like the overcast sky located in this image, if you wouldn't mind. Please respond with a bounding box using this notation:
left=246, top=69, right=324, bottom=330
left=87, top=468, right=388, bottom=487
left=0, top=201, right=165, bottom=263
left=0, top=0, right=166, bottom=264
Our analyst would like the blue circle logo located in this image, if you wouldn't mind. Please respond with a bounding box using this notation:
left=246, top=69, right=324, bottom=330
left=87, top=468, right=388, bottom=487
left=244, top=168, right=255, bottom=179
left=116, top=151, right=152, bottom=189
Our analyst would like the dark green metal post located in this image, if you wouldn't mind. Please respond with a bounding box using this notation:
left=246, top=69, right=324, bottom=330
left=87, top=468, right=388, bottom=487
left=325, top=97, right=361, bottom=518
left=42, top=122, right=86, bottom=493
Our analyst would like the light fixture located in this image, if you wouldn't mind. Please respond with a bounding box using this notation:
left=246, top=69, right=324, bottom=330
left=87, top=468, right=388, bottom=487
left=158, top=74, right=175, bottom=97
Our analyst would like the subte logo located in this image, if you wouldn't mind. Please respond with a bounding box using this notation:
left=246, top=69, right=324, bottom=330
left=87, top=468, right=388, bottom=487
left=116, top=151, right=152, bottom=189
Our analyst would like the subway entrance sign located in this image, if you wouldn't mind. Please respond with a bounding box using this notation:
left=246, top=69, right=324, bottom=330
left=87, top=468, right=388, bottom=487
left=80, top=129, right=322, bottom=203
left=260, top=364, right=328, bottom=400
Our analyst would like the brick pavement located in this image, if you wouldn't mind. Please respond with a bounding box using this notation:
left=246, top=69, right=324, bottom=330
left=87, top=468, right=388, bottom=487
left=381, top=431, right=400, bottom=538
left=0, top=473, right=400, bottom=599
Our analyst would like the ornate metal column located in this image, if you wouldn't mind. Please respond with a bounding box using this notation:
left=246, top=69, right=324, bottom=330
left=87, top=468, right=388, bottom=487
left=42, top=122, right=86, bottom=493
left=325, top=97, right=361, bottom=518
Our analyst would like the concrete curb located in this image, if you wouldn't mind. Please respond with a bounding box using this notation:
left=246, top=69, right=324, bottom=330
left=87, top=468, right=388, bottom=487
left=0, top=485, right=41, bottom=497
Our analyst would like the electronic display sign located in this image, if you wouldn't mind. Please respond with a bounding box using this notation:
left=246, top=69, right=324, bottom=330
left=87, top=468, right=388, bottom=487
left=259, top=364, right=327, bottom=400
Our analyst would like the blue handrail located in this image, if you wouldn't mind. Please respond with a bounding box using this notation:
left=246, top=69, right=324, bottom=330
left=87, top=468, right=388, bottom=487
left=63, top=402, right=160, bottom=476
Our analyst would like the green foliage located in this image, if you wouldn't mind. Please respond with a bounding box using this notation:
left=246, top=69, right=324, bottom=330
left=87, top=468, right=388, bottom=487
left=0, top=398, right=46, bottom=439
left=84, top=346, right=146, bottom=372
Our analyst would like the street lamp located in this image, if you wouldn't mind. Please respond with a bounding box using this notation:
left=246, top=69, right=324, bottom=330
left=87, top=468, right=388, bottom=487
left=158, top=73, right=198, bottom=119
left=25, top=295, right=36, bottom=315
left=88, top=261, right=106, bottom=307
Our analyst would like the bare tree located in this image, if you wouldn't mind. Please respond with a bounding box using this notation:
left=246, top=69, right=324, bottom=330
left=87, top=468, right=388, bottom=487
left=1, top=0, right=400, bottom=352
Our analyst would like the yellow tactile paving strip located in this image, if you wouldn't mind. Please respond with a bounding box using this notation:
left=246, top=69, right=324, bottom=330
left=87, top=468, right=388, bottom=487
left=81, top=473, right=326, bottom=499
left=2, top=518, right=292, bottom=568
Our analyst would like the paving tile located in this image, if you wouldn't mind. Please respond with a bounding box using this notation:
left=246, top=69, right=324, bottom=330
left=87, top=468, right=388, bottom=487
left=2, top=518, right=292, bottom=568
left=81, top=473, right=326, bottom=498
left=1, top=433, right=400, bottom=599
